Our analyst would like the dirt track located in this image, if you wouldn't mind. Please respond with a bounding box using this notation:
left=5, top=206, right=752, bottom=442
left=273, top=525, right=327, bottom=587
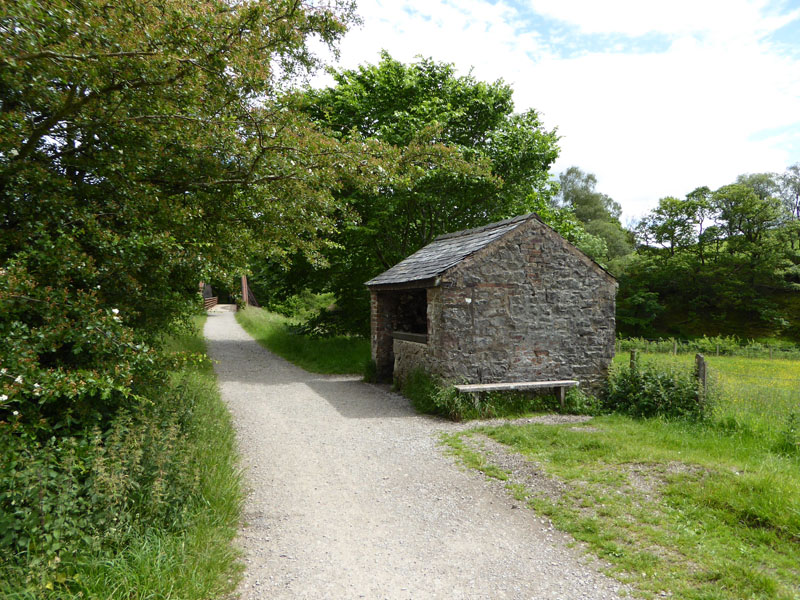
left=204, top=311, right=626, bottom=599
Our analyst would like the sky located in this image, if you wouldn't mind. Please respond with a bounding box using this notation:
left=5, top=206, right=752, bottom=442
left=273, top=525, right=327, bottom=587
left=312, top=0, right=800, bottom=221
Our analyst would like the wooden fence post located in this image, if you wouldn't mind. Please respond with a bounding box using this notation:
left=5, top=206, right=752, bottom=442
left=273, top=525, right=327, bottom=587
left=673, top=340, right=678, bottom=355
left=630, top=350, right=638, bottom=370
left=695, top=353, right=707, bottom=398
left=241, top=275, right=249, bottom=307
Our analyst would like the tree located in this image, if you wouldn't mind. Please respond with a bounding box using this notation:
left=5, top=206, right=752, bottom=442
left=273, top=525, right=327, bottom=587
left=779, top=164, right=800, bottom=222
left=617, top=174, right=796, bottom=338
left=556, top=166, right=633, bottom=262
left=0, top=0, right=361, bottom=423
left=291, top=53, right=560, bottom=334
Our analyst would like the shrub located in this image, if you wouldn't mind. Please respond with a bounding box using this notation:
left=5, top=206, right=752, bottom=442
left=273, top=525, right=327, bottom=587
left=0, top=369, right=208, bottom=594
left=605, top=359, right=707, bottom=420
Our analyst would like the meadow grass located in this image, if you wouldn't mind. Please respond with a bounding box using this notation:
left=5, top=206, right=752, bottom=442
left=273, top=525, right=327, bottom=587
left=235, top=306, right=370, bottom=374
left=612, top=352, right=800, bottom=449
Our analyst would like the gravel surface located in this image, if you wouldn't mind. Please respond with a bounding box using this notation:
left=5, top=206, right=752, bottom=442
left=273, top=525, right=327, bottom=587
left=205, top=312, right=629, bottom=600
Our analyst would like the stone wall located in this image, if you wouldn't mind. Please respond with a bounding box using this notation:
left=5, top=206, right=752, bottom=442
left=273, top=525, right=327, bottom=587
left=426, top=218, right=617, bottom=391
left=370, top=290, right=397, bottom=382
left=392, top=339, right=430, bottom=386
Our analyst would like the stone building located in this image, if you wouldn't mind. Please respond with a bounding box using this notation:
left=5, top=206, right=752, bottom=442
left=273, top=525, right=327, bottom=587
left=365, top=213, right=617, bottom=390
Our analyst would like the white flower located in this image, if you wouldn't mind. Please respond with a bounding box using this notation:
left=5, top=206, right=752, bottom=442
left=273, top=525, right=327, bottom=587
left=112, top=308, right=119, bottom=315
left=12, top=410, right=19, bottom=416
left=14, top=376, right=22, bottom=384
left=0, top=395, right=8, bottom=402
left=33, top=383, right=40, bottom=389
left=0, top=368, right=6, bottom=375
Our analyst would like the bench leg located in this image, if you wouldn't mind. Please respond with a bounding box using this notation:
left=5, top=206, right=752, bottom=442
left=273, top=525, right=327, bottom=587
left=559, top=386, right=565, bottom=412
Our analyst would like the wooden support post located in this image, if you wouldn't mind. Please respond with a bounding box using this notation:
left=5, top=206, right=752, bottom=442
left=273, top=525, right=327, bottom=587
left=716, top=343, right=720, bottom=357
left=695, top=353, right=707, bottom=397
left=630, top=350, right=638, bottom=370
left=673, top=340, right=678, bottom=355
left=241, top=275, right=249, bottom=307
left=559, top=386, right=566, bottom=411
left=769, top=347, right=773, bottom=359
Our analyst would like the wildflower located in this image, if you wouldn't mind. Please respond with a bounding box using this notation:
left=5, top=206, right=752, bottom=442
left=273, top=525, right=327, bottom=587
left=14, top=376, right=22, bottom=384
left=12, top=410, right=19, bottom=416
left=0, top=368, right=6, bottom=375
left=1, top=395, right=8, bottom=402
left=112, top=308, right=119, bottom=315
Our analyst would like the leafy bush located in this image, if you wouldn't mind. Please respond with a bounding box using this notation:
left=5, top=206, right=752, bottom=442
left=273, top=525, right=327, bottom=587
left=0, top=321, right=241, bottom=599
left=605, top=359, right=707, bottom=420
left=0, top=376, right=202, bottom=592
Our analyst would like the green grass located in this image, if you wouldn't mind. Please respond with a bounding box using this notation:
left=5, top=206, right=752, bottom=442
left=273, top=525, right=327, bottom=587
left=236, top=306, right=370, bottom=374
left=446, top=416, right=800, bottom=600
left=612, top=352, right=800, bottom=449
left=75, top=315, right=243, bottom=600
left=2, top=316, right=244, bottom=600
left=443, top=352, right=800, bottom=599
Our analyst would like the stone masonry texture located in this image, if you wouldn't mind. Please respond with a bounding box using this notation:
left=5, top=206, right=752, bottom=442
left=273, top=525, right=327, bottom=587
left=371, top=216, right=618, bottom=392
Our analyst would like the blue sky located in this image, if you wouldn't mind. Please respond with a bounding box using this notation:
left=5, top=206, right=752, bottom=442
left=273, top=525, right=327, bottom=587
left=313, top=0, right=800, bottom=220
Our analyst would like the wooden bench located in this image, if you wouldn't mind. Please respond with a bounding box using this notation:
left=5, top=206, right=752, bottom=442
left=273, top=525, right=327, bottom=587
left=454, top=380, right=579, bottom=410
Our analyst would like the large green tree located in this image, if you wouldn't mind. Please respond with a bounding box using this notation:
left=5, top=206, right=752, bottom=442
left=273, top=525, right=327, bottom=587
left=0, top=0, right=362, bottom=423
left=278, top=53, right=560, bottom=334
left=618, top=170, right=799, bottom=337
left=556, top=166, right=633, bottom=265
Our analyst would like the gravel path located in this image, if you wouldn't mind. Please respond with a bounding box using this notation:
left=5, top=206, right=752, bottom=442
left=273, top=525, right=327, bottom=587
left=204, top=312, right=628, bottom=600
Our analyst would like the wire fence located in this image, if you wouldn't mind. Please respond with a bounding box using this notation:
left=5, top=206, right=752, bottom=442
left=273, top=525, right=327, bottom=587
left=616, top=337, right=800, bottom=360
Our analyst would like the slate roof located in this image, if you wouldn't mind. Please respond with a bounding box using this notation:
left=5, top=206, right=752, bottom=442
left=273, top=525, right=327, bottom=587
left=365, top=213, right=538, bottom=287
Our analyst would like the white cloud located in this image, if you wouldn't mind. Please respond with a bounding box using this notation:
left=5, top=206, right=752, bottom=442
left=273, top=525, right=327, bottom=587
left=313, top=0, right=800, bottom=219
left=528, top=0, right=800, bottom=39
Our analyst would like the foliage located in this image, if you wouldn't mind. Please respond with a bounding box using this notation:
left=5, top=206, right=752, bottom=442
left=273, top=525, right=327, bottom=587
left=617, top=334, right=800, bottom=358
left=604, top=358, right=707, bottom=420
left=556, top=166, right=634, bottom=264
left=235, top=306, right=369, bottom=374
left=0, top=317, right=242, bottom=599
left=276, top=53, right=560, bottom=335
left=619, top=168, right=800, bottom=338
left=0, top=0, right=363, bottom=425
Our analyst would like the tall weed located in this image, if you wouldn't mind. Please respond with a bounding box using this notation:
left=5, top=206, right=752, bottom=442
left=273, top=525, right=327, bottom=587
left=605, top=359, right=707, bottom=420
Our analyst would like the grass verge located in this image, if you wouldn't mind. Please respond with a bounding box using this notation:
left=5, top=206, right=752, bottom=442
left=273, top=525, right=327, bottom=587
left=445, top=416, right=800, bottom=600
left=235, top=306, right=369, bottom=374
left=0, top=316, right=243, bottom=599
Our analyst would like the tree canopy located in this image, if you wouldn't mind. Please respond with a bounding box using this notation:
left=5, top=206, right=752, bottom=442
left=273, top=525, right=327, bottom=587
left=618, top=168, right=800, bottom=337
left=268, top=53, right=560, bottom=334
left=0, top=0, right=365, bottom=424
left=556, top=166, right=634, bottom=266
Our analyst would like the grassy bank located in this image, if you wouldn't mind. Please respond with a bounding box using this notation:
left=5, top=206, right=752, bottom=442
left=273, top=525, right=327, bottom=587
left=458, top=417, right=800, bottom=600
left=0, top=316, right=243, bottom=599
left=236, top=306, right=369, bottom=374
left=444, top=353, right=800, bottom=599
